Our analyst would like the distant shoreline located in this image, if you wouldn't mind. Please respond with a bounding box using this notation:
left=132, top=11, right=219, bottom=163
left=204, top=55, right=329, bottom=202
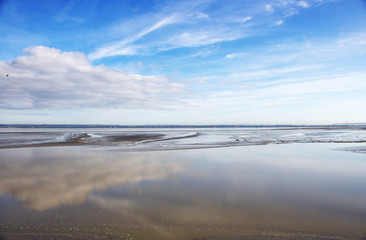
left=1, top=124, right=366, bottom=129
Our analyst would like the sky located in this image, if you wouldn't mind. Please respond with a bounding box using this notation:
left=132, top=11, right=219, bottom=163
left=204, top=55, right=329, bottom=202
left=0, top=0, right=366, bottom=125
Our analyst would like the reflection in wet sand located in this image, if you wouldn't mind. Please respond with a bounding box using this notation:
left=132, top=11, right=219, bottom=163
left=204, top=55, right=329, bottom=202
left=0, top=144, right=366, bottom=239
left=0, top=147, right=185, bottom=210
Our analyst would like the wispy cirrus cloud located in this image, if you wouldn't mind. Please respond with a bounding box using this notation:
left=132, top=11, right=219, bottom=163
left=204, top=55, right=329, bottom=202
left=89, top=0, right=333, bottom=60
left=159, top=28, right=244, bottom=51
left=52, top=1, right=84, bottom=23
left=178, top=69, right=366, bottom=124
left=298, top=1, right=310, bottom=8
left=89, top=14, right=180, bottom=60
left=264, top=0, right=323, bottom=16
left=0, top=46, right=184, bottom=109
left=241, top=16, right=253, bottom=23
left=222, top=31, right=366, bottom=72
left=182, top=31, right=366, bottom=118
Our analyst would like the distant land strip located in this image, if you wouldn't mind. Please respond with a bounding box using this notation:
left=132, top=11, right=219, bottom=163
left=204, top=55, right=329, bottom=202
left=0, top=124, right=366, bottom=129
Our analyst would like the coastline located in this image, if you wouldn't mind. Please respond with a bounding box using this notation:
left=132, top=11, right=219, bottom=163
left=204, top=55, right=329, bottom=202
left=0, top=127, right=365, bottom=154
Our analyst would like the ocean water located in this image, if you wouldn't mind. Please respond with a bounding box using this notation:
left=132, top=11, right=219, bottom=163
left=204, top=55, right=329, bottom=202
left=0, top=127, right=366, bottom=239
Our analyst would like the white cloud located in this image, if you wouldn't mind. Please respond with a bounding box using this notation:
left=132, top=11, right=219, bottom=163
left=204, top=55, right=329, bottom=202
left=298, top=1, right=309, bottom=8
left=89, top=15, right=180, bottom=60
left=161, top=29, right=243, bottom=50
left=138, top=15, right=179, bottom=38
left=265, top=4, right=274, bottom=12
left=225, top=53, right=237, bottom=59
left=264, top=0, right=327, bottom=18
left=273, top=19, right=284, bottom=26
left=0, top=46, right=184, bottom=109
left=241, top=16, right=252, bottom=23
left=87, top=1, right=335, bottom=60
left=224, top=52, right=248, bottom=59
left=190, top=46, right=219, bottom=58
left=190, top=11, right=209, bottom=19
left=182, top=71, right=366, bottom=122
left=184, top=31, right=366, bottom=120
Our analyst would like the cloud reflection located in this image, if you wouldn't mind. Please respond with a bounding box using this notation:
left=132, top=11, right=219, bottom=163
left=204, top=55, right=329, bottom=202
left=0, top=148, right=185, bottom=211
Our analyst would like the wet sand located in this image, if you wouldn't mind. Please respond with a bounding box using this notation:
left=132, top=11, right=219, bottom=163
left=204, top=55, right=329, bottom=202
left=0, top=142, right=366, bottom=240
left=0, top=132, right=165, bottom=149
left=1, top=127, right=366, bottom=154
left=0, top=232, right=357, bottom=240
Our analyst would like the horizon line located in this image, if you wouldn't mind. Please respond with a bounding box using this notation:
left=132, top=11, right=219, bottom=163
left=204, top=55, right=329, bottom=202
left=1, top=123, right=366, bottom=128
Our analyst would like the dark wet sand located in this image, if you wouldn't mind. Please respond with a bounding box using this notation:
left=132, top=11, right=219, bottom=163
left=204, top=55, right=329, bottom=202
left=1, top=143, right=366, bottom=240
left=0, top=133, right=165, bottom=149
left=0, top=232, right=357, bottom=240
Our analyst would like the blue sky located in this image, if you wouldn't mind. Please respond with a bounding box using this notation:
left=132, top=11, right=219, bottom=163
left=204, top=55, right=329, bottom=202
left=0, top=0, right=366, bottom=124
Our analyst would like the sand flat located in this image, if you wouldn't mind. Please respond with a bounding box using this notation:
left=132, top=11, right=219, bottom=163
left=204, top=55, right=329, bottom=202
left=0, top=128, right=366, bottom=239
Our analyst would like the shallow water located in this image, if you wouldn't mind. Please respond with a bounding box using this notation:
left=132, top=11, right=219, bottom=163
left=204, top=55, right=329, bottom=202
left=1, top=127, right=366, bottom=152
left=0, top=134, right=366, bottom=239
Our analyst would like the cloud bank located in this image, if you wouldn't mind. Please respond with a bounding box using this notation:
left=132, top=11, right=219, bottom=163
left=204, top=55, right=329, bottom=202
left=0, top=46, right=184, bottom=109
